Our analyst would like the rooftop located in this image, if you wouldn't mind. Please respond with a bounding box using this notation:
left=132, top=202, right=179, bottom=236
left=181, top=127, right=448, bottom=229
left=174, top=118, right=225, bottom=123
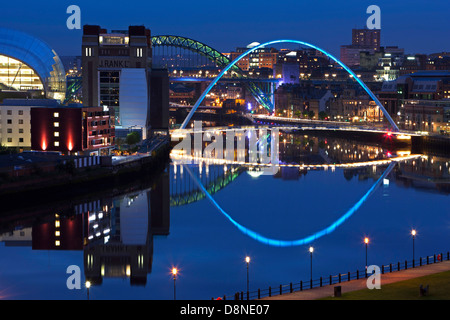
left=1, top=99, right=60, bottom=107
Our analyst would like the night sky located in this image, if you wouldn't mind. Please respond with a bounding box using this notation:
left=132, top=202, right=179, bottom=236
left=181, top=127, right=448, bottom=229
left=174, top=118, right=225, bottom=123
left=2, top=0, right=449, bottom=57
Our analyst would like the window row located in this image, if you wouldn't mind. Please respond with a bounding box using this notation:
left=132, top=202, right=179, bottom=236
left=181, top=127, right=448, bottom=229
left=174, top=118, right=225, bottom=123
left=3, top=128, right=26, bottom=133
left=3, top=119, right=26, bottom=124
left=4, top=137, right=24, bottom=143
left=0, top=110, right=24, bottom=115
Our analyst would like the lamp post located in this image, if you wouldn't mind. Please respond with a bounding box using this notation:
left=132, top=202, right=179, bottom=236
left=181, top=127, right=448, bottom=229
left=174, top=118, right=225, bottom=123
left=364, top=237, right=369, bottom=270
left=172, top=268, right=178, bottom=300
left=309, top=246, right=314, bottom=286
left=411, top=229, right=416, bottom=265
left=85, top=281, right=91, bottom=300
left=245, top=256, right=250, bottom=294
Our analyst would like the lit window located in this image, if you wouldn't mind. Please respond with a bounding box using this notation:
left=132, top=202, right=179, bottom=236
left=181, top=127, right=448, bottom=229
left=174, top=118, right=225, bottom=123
left=54, top=132, right=59, bottom=137
left=54, top=112, right=59, bottom=118
left=55, top=220, right=60, bottom=227
left=55, top=240, right=60, bottom=246
left=55, top=231, right=60, bottom=236
left=54, top=122, right=59, bottom=127
left=54, top=141, right=59, bottom=147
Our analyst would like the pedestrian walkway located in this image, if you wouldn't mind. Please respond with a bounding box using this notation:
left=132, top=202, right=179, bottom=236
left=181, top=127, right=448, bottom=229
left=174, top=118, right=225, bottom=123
left=261, top=260, right=450, bottom=300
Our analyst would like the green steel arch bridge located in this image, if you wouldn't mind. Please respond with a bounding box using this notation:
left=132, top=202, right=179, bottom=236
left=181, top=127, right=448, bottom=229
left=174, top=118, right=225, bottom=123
left=66, top=35, right=275, bottom=111
left=151, top=35, right=275, bottom=112
left=170, top=163, right=244, bottom=207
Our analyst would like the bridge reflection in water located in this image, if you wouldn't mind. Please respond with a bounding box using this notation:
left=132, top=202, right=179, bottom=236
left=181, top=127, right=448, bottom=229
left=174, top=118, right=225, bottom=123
left=168, top=127, right=450, bottom=247
left=0, top=131, right=449, bottom=295
left=170, top=163, right=243, bottom=207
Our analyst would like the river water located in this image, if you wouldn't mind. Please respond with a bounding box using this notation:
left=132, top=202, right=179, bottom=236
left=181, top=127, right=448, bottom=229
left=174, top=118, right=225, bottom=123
left=0, top=128, right=449, bottom=299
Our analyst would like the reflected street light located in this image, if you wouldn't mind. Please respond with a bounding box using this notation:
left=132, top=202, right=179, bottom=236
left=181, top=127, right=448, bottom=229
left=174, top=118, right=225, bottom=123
left=245, top=256, right=250, bottom=294
left=411, top=229, right=417, bottom=266
left=172, top=268, right=178, bottom=300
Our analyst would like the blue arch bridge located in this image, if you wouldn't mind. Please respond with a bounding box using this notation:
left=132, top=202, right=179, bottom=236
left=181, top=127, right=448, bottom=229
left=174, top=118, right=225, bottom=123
left=68, top=35, right=423, bottom=138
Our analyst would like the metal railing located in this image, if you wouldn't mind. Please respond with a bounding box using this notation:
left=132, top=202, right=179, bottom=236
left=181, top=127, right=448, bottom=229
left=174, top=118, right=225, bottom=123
left=216, top=251, right=450, bottom=300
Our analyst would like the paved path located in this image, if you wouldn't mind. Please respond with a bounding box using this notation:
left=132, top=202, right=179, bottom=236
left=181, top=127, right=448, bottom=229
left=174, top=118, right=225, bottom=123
left=261, top=261, right=450, bottom=300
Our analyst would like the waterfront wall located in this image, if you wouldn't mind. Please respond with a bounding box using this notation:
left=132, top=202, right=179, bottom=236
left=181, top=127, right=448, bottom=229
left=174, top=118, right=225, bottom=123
left=0, top=139, right=171, bottom=197
left=412, top=135, right=450, bottom=156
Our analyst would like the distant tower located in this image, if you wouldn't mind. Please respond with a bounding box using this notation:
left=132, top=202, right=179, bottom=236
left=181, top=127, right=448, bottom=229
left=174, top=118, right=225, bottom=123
left=340, top=28, right=381, bottom=67
left=351, top=28, right=380, bottom=51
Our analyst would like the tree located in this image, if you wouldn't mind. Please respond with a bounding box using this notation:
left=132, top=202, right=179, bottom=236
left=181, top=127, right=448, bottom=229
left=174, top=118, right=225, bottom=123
left=308, top=110, right=315, bottom=119
left=126, top=131, right=141, bottom=146
left=0, top=144, right=8, bottom=155
left=318, top=111, right=328, bottom=120
left=115, top=137, right=125, bottom=150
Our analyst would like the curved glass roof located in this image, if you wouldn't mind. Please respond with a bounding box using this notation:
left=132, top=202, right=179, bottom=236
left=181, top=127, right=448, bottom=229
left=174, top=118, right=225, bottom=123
left=0, top=27, right=66, bottom=101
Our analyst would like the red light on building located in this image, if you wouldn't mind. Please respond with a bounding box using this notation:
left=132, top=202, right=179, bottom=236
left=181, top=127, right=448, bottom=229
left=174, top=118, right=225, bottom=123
left=31, top=106, right=114, bottom=155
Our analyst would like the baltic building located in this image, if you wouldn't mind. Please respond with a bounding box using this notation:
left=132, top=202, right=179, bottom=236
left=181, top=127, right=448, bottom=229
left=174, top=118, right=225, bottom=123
left=82, top=25, right=168, bottom=139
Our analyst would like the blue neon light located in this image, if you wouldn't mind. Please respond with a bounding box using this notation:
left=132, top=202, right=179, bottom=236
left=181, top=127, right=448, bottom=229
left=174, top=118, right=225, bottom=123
left=185, top=162, right=396, bottom=247
left=180, top=39, right=399, bottom=132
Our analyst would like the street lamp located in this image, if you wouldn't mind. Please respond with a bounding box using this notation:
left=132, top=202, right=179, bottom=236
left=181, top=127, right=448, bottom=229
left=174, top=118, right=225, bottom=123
left=411, top=229, right=417, bottom=266
left=364, top=237, right=369, bottom=270
left=309, top=246, right=314, bottom=286
left=172, top=268, right=178, bottom=300
left=245, top=256, right=250, bottom=294
left=85, top=281, right=91, bottom=300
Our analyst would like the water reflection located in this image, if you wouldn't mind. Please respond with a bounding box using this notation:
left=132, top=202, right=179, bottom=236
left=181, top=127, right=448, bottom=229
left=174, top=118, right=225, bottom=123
left=183, top=161, right=398, bottom=247
left=0, top=129, right=449, bottom=298
left=0, top=169, right=170, bottom=289
left=168, top=128, right=449, bottom=245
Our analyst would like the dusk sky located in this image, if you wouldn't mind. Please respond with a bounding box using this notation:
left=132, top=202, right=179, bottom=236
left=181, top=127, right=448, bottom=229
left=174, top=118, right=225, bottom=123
left=2, top=0, right=449, bottom=57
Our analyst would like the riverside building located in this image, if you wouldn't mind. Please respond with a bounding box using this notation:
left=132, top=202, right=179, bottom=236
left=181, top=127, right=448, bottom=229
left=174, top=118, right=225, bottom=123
left=82, top=25, right=168, bottom=140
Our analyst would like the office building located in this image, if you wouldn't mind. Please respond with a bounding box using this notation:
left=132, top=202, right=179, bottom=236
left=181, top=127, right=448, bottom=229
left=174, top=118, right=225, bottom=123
left=352, top=28, right=380, bottom=51
left=0, top=99, right=59, bottom=149
left=30, top=105, right=115, bottom=155
left=378, top=71, right=450, bottom=132
left=229, top=42, right=278, bottom=71
left=340, top=28, right=381, bottom=67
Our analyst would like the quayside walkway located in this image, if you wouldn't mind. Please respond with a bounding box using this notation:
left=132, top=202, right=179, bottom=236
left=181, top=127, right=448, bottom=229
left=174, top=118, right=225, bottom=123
left=261, top=260, right=450, bottom=300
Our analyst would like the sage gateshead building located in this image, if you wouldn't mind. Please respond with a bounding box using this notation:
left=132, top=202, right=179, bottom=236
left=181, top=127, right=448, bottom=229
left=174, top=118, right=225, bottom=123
left=0, top=27, right=66, bottom=102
